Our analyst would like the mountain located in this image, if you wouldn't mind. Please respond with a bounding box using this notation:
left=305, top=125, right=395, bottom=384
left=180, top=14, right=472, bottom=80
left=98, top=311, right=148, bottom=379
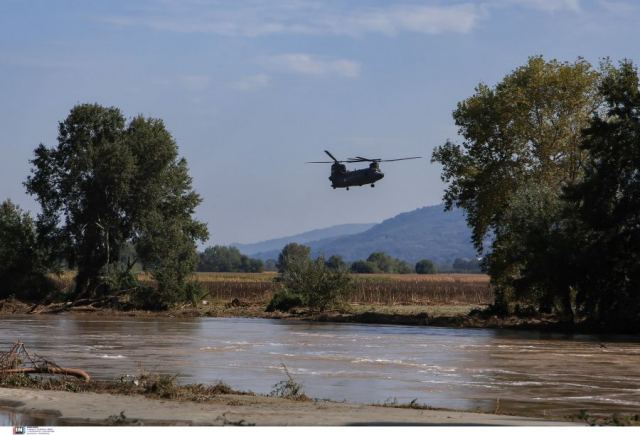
left=244, top=204, right=477, bottom=267
left=231, top=223, right=376, bottom=256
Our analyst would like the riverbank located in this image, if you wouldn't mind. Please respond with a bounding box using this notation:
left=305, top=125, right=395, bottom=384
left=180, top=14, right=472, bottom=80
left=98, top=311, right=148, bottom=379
left=0, top=387, right=576, bottom=426
left=0, top=296, right=587, bottom=333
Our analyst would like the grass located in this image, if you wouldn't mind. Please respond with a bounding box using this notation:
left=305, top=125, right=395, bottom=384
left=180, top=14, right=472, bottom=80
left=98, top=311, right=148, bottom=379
left=0, top=370, right=250, bottom=402
left=344, top=303, right=482, bottom=317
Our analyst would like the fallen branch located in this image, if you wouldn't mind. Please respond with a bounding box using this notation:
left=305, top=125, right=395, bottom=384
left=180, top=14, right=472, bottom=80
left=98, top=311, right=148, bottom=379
left=1, top=367, right=91, bottom=381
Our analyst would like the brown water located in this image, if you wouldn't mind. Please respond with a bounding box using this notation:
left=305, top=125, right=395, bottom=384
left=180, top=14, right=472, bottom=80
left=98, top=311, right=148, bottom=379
left=0, top=408, right=58, bottom=426
left=1, top=315, right=639, bottom=418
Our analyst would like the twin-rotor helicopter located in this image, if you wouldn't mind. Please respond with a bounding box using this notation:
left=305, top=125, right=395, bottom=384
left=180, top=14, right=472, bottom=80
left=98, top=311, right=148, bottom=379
left=307, top=150, right=422, bottom=190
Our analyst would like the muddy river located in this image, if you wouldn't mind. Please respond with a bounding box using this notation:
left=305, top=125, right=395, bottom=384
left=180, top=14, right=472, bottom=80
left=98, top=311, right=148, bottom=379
left=1, top=315, right=638, bottom=418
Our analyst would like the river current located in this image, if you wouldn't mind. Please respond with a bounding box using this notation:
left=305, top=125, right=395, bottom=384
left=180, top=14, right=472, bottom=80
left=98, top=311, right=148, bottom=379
left=1, top=315, right=639, bottom=418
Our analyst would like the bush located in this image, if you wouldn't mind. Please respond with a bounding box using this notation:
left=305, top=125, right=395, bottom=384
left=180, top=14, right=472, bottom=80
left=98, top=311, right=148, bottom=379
left=130, top=285, right=167, bottom=310
left=266, top=289, right=304, bottom=312
left=279, top=255, right=352, bottom=311
left=415, top=259, right=437, bottom=274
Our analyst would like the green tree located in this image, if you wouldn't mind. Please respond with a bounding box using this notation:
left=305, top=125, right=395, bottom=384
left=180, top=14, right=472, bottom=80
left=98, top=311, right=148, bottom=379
left=415, top=259, right=437, bottom=274
left=0, top=200, right=56, bottom=300
left=489, top=184, right=577, bottom=318
left=395, top=260, right=413, bottom=274
left=198, top=246, right=242, bottom=271
left=242, top=257, right=264, bottom=273
left=366, top=252, right=396, bottom=273
left=25, top=104, right=208, bottom=303
left=349, top=260, right=378, bottom=274
left=366, top=252, right=411, bottom=273
left=564, top=60, right=640, bottom=329
left=432, top=56, right=601, bottom=311
left=276, top=243, right=311, bottom=273
left=325, top=255, right=347, bottom=271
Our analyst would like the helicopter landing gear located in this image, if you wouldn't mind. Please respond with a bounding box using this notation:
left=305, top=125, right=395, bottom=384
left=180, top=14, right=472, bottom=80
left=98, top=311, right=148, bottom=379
left=332, top=186, right=336, bottom=189
left=371, top=184, right=375, bottom=187
left=346, top=187, right=349, bottom=191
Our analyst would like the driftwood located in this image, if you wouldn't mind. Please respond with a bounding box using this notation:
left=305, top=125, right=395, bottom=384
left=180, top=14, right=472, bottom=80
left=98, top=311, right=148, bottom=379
left=0, top=341, right=91, bottom=382
left=0, top=367, right=91, bottom=381
left=29, top=288, right=136, bottom=314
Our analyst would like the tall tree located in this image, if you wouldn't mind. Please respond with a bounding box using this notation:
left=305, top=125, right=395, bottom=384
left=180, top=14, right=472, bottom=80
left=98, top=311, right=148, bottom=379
left=432, top=56, right=601, bottom=311
left=276, top=243, right=311, bottom=273
left=564, top=60, right=640, bottom=329
left=25, top=104, right=208, bottom=300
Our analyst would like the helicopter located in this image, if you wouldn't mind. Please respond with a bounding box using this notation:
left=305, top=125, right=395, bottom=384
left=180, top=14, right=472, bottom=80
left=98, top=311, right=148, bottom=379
left=307, top=150, right=422, bottom=190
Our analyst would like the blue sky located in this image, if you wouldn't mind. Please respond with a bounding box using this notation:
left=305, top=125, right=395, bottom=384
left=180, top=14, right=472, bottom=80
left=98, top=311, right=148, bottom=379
left=1, top=0, right=638, bottom=244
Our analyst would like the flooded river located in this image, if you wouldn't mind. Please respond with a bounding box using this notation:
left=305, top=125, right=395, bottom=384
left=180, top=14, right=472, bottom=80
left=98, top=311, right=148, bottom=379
left=1, top=315, right=639, bottom=418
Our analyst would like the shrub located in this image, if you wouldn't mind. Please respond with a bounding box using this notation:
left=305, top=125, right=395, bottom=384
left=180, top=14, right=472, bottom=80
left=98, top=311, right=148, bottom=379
left=266, top=289, right=304, bottom=312
left=280, top=256, right=352, bottom=311
left=270, top=364, right=308, bottom=401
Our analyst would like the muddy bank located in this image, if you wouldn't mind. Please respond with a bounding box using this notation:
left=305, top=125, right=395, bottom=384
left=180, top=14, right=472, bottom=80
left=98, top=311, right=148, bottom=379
left=309, top=310, right=566, bottom=331
left=0, top=297, right=616, bottom=333
left=0, top=387, right=575, bottom=426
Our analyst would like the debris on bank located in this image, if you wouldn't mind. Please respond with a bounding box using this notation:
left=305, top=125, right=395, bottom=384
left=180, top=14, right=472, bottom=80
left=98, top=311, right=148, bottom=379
left=0, top=341, right=91, bottom=381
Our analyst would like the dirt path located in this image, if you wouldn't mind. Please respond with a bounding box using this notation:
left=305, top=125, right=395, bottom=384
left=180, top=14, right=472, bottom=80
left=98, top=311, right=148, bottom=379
left=0, top=388, right=577, bottom=426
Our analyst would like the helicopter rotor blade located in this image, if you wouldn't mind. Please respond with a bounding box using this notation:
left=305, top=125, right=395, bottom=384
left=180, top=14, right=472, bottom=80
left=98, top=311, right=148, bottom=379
left=305, top=161, right=335, bottom=164
left=324, top=150, right=339, bottom=162
left=377, top=157, right=422, bottom=162
left=346, top=156, right=422, bottom=163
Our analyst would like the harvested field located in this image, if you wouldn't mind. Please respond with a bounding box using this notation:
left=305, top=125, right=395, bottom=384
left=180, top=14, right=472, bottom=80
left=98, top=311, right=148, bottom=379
left=193, top=272, right=492, bottom=305
left=348, top=274, right=491, bottom=305
left=50, top=272, right=492, bottom=306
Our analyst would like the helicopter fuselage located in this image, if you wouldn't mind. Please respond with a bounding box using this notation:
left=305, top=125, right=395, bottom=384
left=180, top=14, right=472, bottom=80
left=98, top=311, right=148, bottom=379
left=329, top=163, right=384, bottom=189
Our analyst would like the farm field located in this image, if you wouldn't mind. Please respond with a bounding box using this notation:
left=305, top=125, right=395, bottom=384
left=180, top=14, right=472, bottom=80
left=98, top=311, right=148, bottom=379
left=47, top=272, right=492, bottom=318
left=192, top=272, right=492, bottom=306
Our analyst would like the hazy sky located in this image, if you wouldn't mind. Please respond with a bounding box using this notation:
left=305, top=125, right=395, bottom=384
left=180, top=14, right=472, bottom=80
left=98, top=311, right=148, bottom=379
left=1, top=0, right=638, bottom=244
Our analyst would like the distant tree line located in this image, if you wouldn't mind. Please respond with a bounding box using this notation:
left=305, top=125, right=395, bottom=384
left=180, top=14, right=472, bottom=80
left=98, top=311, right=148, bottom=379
left=197, top=246, right=263, bottom=273
left=196, top=242, right=483, bottom=275
left=451, top=258, right=481, bottom=273
left=433, top=56, right=640, bottom=331
left=195, top=241, right=446, bottom=275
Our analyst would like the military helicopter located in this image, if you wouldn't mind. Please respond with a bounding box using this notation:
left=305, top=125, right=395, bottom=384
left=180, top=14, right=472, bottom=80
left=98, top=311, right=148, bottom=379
left=307, top=150, right=422, bottom=190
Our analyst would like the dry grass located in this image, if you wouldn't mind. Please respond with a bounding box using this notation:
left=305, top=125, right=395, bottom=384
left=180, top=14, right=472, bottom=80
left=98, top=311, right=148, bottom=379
left=191, top=272, right=491, bottom=306
left=348, top=274, right=491, bottom=305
